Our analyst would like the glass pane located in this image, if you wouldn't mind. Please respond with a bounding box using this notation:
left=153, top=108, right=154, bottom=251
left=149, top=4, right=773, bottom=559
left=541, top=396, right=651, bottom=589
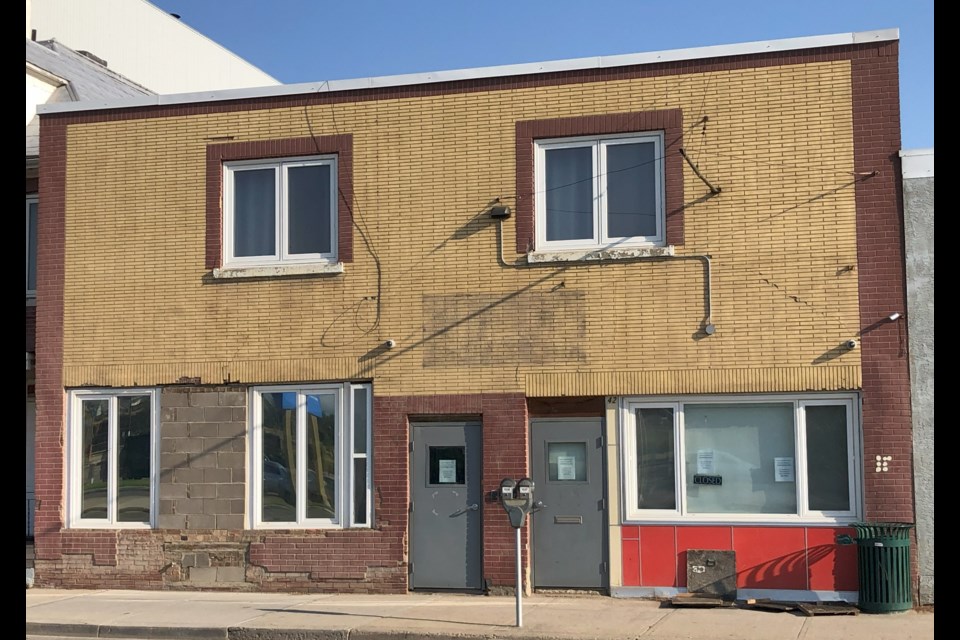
left=805, top=405, right=851, bottom=511
left=684, top=403, right=797, bottom=514
left=306, top=394, right=337, bottom=519
left=116, top=395, right=151, bottom=523
left=287, top=164, right=332, bottom=255
left=545, top=146, right=594, bottom=241
left=606, top=142, right=658, bottom=238
left=80, top=399, right=109, bottom=519
left=353, top=387, right=368, bottom=454
left=636, top=408, right=676, bottom=509
left=353, top=458, right=367, bottom=525
left=233, top=168, right=276, bottom=257
left=27, top=201, right=38, bottom=292
left=429, top=446, right=465, bottom=484
left=260, top=392, right=296, bottom=522
left=547, top=442, right=587, bottom=481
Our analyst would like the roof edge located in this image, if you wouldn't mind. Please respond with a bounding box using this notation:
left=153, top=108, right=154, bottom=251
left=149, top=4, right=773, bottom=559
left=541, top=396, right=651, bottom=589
left=38, top=28, right=899, bottom=116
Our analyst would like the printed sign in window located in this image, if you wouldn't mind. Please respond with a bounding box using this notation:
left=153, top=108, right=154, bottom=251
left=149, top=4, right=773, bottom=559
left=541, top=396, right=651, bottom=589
left=774, top=457, right=795, bottom=482
left=557, top=456, right=577, bottom=480
left=438, top=459, right=457, bottom=484
left=548, top=442, right=586, bottom=481
left=696, top=450, right=715, bottom=475
left=429, top=446, right=465, bottom=485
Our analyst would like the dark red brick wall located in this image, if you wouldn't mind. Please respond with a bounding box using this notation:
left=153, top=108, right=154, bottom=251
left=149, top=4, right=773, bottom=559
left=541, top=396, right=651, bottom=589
left=515, top=110, right=684, bottom=253
left=850, top=41, right=917, bottom=600
left=26, top=306, right=36, bottom=352
left=851, top=42, right=912, bottom=524
left=34, top=116, right=67, bottom=566
left=205, top=135, right=354, bottom=269
left=528, top=396, right=606, bottom=417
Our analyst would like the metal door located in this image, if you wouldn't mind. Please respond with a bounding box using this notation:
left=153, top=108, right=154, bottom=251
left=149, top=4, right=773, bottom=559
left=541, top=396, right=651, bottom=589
left=410, top=422, right=482, bottom=590
left=531, top=418, right=607, bottom=588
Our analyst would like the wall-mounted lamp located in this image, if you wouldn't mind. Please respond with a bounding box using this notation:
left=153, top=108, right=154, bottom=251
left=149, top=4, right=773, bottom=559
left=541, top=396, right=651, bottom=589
left=489, top=205, right=511, bottom=220
left=384, top=339, right=396, bottom=349
left=887, top=312, right=901, bottom=321
left=845, top=339, right=858, bottom=350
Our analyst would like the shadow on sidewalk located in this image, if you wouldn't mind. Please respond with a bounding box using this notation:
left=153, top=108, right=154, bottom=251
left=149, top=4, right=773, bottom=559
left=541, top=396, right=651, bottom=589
left=257, top=608, right=511, bottom=629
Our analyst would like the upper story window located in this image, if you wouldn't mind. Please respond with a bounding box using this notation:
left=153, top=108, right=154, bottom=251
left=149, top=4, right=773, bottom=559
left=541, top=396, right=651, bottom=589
left=223, top=155, right=338, bottom=268
left=26, top=196, right=38, bottom=299
left=621, top=394, right=861, bottom=524
left=535, top=132, right=664, bottom=250
left=67, top=389, right=159, bottom=528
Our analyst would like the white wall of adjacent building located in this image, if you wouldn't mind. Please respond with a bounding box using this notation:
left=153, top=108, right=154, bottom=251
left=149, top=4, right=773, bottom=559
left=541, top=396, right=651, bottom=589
left=27, top=0, right=279, bottom=93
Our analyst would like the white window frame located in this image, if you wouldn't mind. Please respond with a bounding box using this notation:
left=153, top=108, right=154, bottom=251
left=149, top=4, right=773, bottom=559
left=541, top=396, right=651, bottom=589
left=223, top=155, right=338, bottom=268
left=66, top=388, right=160, bottom=529
left=620, top=393, right=862, bottom=525
left=248, top=382, right=372, bottom=529
left=26, top=195, right=38, bottom=300
left=534, top=132, right=665, bottom=251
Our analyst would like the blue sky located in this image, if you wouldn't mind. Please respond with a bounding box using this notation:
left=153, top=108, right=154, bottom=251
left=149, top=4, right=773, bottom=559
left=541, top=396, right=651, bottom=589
left=152, top=0, right=933, bottom=149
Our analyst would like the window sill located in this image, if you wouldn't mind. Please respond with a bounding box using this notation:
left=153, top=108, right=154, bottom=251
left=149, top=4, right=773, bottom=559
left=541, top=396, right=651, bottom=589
left=213, top=262, right=345, bottom=279
left=526, top=245, right=674, bottom=264
left=26, top=296, right=36, bottom=307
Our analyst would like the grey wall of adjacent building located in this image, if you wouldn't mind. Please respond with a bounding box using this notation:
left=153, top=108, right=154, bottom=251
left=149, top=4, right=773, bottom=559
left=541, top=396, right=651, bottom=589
left=901, top=149, right=933, bottom=604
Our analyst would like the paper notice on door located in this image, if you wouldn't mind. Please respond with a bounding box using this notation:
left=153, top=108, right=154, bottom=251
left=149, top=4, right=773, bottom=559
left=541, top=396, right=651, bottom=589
left=557, top=456, right=577, bottom=480
left=438, top=459, right=457, bottom=483
left=696, top=450, right=715, bottom=475
left=774, top=457, right=795, bottom=482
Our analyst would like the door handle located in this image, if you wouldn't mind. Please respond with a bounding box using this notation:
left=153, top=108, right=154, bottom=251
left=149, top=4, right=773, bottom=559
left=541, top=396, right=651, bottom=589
left=450, top=503, right=479, bottom=517
left=532, top=500, right=547, bottom=513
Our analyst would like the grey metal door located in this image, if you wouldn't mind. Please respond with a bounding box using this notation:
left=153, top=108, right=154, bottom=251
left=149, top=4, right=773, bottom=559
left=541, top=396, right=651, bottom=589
left=531, top=418, right=607, bottom=588
left=410, top=422, right=482, bottom=590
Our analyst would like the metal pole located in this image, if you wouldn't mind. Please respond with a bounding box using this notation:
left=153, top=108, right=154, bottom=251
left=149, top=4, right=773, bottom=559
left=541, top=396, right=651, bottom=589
left=515, top=526, right=522, bottom=627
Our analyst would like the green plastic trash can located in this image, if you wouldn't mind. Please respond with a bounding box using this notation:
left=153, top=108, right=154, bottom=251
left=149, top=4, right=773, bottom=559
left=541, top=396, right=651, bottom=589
left=850, top=522, right=914, bottom=613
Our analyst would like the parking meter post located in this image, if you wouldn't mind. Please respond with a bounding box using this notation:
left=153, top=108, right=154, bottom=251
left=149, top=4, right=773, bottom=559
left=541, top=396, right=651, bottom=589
left=516, top=526, right=522, bottom=627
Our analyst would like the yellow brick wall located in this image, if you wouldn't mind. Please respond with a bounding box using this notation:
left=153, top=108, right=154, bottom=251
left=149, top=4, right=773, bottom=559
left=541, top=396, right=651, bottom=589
left=61, top=61, right=862, bottom=396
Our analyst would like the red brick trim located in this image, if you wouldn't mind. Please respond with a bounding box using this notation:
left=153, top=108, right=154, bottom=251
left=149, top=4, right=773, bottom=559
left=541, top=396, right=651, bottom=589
left=374, top=392, right=529, bottom=589
left=851, top=41, right=913, bottom=524
left=205, top=135, right=354, bottom=269
left=44, top=42, right=888, bottom=126
left=514, top=109, right=684, bottom=253
left=528, top=397, right=605, bottom=417
left=35, top=117, right=68, bottom=562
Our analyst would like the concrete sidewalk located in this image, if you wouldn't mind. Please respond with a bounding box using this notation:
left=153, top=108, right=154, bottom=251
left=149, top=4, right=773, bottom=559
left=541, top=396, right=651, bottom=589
left=26, top=589, right=934, bottom=640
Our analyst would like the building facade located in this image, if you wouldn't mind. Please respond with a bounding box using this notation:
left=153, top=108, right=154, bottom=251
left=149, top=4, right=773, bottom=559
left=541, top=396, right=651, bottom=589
left=34, top=30, right=913, bottom=601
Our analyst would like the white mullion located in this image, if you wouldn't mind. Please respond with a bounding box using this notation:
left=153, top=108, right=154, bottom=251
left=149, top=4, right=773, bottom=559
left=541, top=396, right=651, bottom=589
left=594, top=141, right=603, bottom=244
left=250, top=391, right=261, bottom=529
left=107, top=396, right=118, bottom=524
left=847, top=400, right=859, bottom=519
left=347, top=386, right=355, bottom=527
left=655, top=134, right=665, bottom=242
left=336, top=386, right=345, bottom=527
left=275, top=164, right=284, bottom=261
left=795, top=401, right=809, bottom=518
left=365, top=384, right=372, bottom=525
left=296, top=392, right=306, bottom=525
left=675, top=404, right=686, bottom=517
left=328, top=160, right=338, bottom=259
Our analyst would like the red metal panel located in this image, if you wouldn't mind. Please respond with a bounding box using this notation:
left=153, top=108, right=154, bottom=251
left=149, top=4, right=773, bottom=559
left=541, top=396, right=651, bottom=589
left=621, top=525, right=640, bottom=540
left=733, top=527, right=807, bottom=590
left=806, top=527, right=858, bottom=591
left=622, top=537, right=641, bottom=586
left=676, top=526, right=732, bottom=587
left=639, top=526, right=677, bottom=587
